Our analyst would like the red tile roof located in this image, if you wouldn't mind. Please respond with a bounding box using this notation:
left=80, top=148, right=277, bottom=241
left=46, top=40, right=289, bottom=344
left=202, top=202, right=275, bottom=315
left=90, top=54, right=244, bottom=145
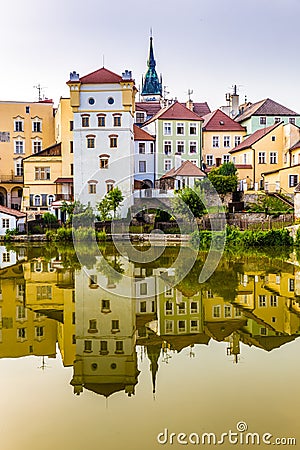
left=54, top=177, right=73, bottom=183
left=145, top=101, right=203, bottom=125
left=161, top=160, right=206, bottom=179
left=229, top=123, right=281, bottom=154
left=235, top=98, right=299, bottom=122
left=133, top=125, right=155, bottom=141
left=79, top=67, right=123, bottom=84
left=0, top=206, right=26, bottom=218
left=135, top=101, right=162, bottom=117
left=235, top=164, right=253, bottom=169
left=180, top=102, right=211, bottom=117
left=202, top=109, right=246, bottom=131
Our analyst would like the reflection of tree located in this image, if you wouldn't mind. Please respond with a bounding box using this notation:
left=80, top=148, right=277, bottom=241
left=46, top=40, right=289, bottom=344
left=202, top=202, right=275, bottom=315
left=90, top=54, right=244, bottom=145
left=96, top=254, right=124, bottom=287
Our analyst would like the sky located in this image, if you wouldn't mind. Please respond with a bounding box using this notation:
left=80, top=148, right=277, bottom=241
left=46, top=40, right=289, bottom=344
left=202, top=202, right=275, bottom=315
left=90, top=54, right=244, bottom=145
left=1, top=0, right=300, bottom=112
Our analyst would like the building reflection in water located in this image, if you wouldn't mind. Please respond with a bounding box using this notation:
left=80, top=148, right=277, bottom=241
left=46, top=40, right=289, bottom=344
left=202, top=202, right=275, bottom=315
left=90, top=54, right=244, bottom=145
left=0, top=244, right=300, bottom=397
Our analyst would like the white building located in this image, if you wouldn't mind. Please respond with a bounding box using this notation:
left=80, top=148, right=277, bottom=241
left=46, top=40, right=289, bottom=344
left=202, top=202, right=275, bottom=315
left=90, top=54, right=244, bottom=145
left=0, top=205, right=26, bottom=236
left=134, top=124, right=156, bottom=189
left=67, top=67, right=137, bottom=218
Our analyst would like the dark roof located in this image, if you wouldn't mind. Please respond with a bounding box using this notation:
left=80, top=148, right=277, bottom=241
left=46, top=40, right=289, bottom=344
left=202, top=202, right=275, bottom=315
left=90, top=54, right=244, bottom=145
left=54, top=177, right=73, bottom=183
left=235, top=98, right=299, bottom=122
left=202, top=109, right=246, bottom=131
left=229, top=123, right=281, bottom=154
left=161, top=160, right=206, bottom=179
left=133, top=124, right=155, bottom=141
left=145, top=101, right=203, bottom=125
left=23, top=143, right=61, bottom=160
left=235, top=164, right=253, bottom=169
left=289, top=140, right=300, bottom=151
left=135, top=101, right=162, bottom=117
left=0, top=206, right=26, bottom=218
left=180, top=102, right=211, bottom=117
left=79, top=67, right=123, bottom=84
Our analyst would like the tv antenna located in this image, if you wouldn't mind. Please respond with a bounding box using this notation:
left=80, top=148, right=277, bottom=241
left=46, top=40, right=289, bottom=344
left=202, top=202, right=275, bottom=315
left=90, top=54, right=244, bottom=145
left=187, top=89, right=194, bottom=101
left=33, top=84, right=46, bottom=102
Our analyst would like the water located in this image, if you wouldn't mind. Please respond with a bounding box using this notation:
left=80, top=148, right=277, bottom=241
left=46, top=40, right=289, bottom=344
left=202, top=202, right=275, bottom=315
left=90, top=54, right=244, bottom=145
left=0, top=243, right=299, bottom=449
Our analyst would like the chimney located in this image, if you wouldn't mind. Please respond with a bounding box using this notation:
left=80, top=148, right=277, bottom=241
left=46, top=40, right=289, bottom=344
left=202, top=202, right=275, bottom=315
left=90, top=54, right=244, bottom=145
left=175, top=155, right=182, bottom=170
left=186, top=99, right=194, bottom=111
left=70, top=71, right=79, bottom=81
left=122, top=70, right=132, bottom=81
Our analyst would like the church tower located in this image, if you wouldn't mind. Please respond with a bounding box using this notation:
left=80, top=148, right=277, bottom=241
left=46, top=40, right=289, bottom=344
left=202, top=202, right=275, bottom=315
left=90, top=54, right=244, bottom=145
left=141, top=35, right=162, bottom=102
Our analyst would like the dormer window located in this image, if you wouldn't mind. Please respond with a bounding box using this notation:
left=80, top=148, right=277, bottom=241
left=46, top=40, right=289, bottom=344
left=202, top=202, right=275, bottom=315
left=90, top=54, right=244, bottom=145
left=219, top=120, right=224, bottom=125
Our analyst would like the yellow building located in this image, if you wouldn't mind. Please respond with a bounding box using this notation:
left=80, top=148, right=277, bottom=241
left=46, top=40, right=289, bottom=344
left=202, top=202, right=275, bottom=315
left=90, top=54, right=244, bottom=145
left=202, top=109, right=246, bottom=168
left=22, top=98, right=74, bottom=219
left=0, top=100, right=55, bottom=209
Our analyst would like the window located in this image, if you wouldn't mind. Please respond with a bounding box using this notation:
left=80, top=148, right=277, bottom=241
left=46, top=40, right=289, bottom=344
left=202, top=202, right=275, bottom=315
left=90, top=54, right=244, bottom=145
left=190, top=302, right=198, bottom=313
left=15, top=161, right=23, bottom=176
left=35, top=167, right=50, bottom=180
left=34, top=195, right=41, bottom=206
left=165, top=287, right=173, bottom=297
left=87, top=137, right=95, bottom=148
left=289, top=117, right=296, bottom=125
left=176, top=141, right=184, bottom=154
left=26, top=106, right=30, bottom=114
left=139, top=143, right=145, bottom=154
left=258, top=152, right=266, bottom=164
left=136, top=112, right=145, bottom=124
left=189, top=123, right=197, bottom=135
left=243, top=153, right=247, bottom=164
left=260, top=327, right=267, bottom=336
left=178, top=320, right=186, bottom=332
left=32, top=139, right=42, bottom=154
left=17, top=328, right=26, bottom=339
left=259, top=295, right=266, bottom=307
left=150, top=142, right=154, bottom=154
left=165, top=320, right=174, bottom=334
left=81, top=116, right=89, bottom=127
left=289, top=278, right=295, bottom=292
left=164, top=123, right=172, bottom=135
left=99, top=155, right=109, bottom=169
left=2, top=253, right=10, bottom=263
left=213, top=305, right=221, bottom=318
left=270, top=152, right=277, bottom=164
left=35, top=326, right=44, bottom=338
left=164, top=141, right=172, bottom=155
left=70, top=121, right=74, bottom=131
left=70, top=163, right=74, bottom=175
left=224, top=305, right=232, bottom=318
left=140, top=282, right=147, bottom=295
left=260, top=117, right=266, bottom=125
left=14, top=120, right=24, bottom=132
left=110, top=135, right=118, bottom=148
left=289, top=174, right=298, bottom=187
left=206, top=155, right=214, bottom=166
left=88, top=319, right=98, bottom=332
left=111, top=320, right=120, bottom=332
left=106, top=182, right=114, bottom=192
left=270, top=295, right=278, bottom=307
left=84, top=340, right=92, bottom=352
left=48, top=195, right=55, bottom=206
left=224, top=136, right=230, bottom=147
left=178, top=302, right=186, bottom=315
left=36, top=286, right=52, bottom=300
left=140, top=301, right=147, bottom=313
left=190, top=320, right=199, bottom=332
left=32, top=120, right=42, bottom=132
left=101, top=299, right=110, bottom=312
left=271, top=136, right=276, bottom=141
left=177, top=123, right=184, bottom=135
left=191, top=159, right=197, bottom=165
left=2, top=218, right=9, bottom=228
left=14, top=140, right=24, bottom=154
left=139, top=161, right=146, bottom=173
left=164, top=159, right=172, bottom=171
left=235, top=136, right=241, bottom=146
left=98, top=115, right=105, bottom=127
left=212, top=136, right=219, bottom=147
left=274, top=117, right=280, bottom=124
left=113, top=115, right=121, bottom=127
left=189, top=141, right=197, bottom=153
left=165, top=301, right=173, bottom=315
left=115, top=341, right=124, bottom=353
left=70, top=141, right=73, bottom=153
left=88, top=183, right=96, bottom=194
left=100, top=341, right=108, bottom=354
left=223, top=154, right=230, bottom=163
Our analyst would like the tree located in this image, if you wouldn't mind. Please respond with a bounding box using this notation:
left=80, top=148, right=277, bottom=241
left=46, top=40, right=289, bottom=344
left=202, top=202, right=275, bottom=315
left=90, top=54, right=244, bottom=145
left=208, top=163, right=238, bottom=195
left=97, top=197, right=112, bottom=222
left=173, top=187, right=206, bottom=221
left=106, top=187, right=124, bottom=218
left=217, top=162, right=237, bottom=176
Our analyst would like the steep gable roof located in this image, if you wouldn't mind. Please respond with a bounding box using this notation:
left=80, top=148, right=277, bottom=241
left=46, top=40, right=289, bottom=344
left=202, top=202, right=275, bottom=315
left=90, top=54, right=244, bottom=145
left=133, top=124, right=155, bottom=141
left=161, top=160, right=206, bottom=179
left=145, top=101, right=203, bottom=125
left=202, top=109, right=246, bottom=131
left=229, top=123, right=281, bottom=154
left=79, top=67, right=123, bottom=84
left=235, top=98, right=299, bottom=122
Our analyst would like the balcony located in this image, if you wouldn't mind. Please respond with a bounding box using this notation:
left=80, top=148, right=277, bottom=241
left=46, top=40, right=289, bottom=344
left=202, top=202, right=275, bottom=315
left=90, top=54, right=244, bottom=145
left=0, top=174, right=24, bottom=183
left=54, top=194, right=74, bottom=201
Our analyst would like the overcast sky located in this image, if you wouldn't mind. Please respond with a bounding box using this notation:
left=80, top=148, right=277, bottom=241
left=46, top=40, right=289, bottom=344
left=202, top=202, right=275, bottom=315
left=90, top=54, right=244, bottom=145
left=1, top=0, right=299, bottom=112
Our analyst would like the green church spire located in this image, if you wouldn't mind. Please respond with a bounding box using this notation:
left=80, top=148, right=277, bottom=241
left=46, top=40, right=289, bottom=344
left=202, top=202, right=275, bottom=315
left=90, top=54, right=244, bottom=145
left=142, top=35, right=162, bottom=98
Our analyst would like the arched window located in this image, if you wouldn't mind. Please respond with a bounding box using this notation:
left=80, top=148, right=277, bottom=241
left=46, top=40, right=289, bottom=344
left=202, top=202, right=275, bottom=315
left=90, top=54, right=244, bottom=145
left=48, top=195, right=55, bottom=206
left=34, top=195, right=41, bottom=206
